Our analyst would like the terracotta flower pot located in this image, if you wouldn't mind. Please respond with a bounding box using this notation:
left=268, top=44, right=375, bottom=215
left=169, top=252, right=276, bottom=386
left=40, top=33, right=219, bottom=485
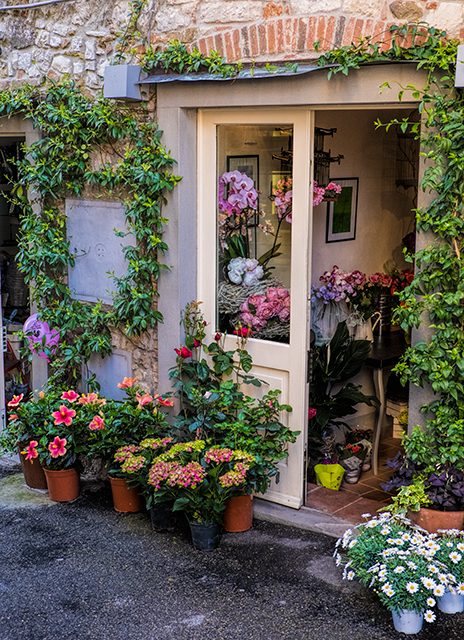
left=408, top=507, right=464, bottom=534
left=18, top=445, right=47, bottom=490
left=43, top=467, right=80, bottom=502
left=109, top=476, right=144, bottom=513
left=223, top=494, right=253, bottom=532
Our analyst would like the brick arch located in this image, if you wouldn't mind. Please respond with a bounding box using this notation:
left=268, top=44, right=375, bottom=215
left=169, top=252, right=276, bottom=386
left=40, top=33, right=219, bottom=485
left=189, top=15, right=393, bottom=63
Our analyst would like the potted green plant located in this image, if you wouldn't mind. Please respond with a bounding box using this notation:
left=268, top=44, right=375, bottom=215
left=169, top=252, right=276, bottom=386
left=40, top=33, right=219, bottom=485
left=335, top=513, right=444, bottom=633
left=146, top=440, right=255, bottom=550
left=307, top=321, right=379, bottom=465
left=112, top=436, right=175, bottom=520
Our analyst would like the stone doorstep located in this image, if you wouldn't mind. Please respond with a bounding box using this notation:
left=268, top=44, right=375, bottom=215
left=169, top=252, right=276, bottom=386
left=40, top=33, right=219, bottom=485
left=253, top=497, right=355, bottom=539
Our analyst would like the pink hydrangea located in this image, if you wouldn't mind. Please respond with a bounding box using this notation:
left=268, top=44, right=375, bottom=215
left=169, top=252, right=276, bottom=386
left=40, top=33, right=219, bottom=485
left=205, top=448, right=234, bottom=464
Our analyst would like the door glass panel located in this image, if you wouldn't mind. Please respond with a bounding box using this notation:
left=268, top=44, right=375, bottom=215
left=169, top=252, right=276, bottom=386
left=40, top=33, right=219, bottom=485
left=216, top=124, right=293, bottom=343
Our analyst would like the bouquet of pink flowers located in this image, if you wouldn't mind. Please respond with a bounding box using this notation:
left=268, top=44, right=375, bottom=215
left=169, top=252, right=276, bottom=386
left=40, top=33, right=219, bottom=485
left=313, top=181, right=342, bottom=207
left=239, top=286, right=290, bottom=331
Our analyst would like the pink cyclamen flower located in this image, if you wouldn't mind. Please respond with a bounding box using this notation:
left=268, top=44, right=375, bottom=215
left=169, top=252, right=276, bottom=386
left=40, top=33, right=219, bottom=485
left=117, top=377, right=139, bottom=389
left=61, top=390, right=79, bottom=403
left=174, top=346, right=192, bottom=359
left=8, top=394, right=23, bottom=408
left=49, top=436, right=67, bottom=458
left=25, top=440, right=39, bottom=462
left=89, top=415, right=105, bottom=430
left=136, top=392, right=153, bottom=408
left=51, top=405, right=76, bottom=426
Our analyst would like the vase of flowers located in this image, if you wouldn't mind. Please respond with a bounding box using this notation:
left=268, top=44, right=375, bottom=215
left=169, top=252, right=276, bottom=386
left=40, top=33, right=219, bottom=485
left=338, top=441, right=368, bottom=484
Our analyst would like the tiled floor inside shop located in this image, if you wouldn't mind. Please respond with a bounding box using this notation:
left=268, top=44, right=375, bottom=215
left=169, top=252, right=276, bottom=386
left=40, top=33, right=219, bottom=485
left=306, top=425, right=403, bottom=524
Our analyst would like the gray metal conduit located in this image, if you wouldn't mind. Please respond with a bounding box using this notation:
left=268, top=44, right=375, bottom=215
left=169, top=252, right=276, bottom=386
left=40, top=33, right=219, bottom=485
left=0, top=0, right=73, bottom=11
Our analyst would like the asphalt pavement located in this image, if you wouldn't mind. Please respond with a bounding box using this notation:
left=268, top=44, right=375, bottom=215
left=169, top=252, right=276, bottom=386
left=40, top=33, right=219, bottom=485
left=1, top=458, right=464, bottom=640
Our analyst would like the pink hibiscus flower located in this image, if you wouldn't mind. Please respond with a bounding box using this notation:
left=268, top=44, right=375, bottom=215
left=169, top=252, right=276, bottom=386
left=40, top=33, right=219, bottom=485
left=89, top=415, right=105, bottom=430
left=78, top=393, right=106, bottom=406
left=25, top=440, right=39, bottom=462
left=49, top=436, right=67, bottom=458
left=51, top=405, right=76, bottom=426
left=117, top=377, right=139, bottom=389
left=136, top=392, right=153, bottom=408
left=61, top=390, right=79, bottom=403
left=8, top=394, right=23, bottom=408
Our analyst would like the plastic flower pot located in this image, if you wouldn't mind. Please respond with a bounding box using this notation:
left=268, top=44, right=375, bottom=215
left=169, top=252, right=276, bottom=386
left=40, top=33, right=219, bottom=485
left=314, top=463, right=344, bottom=490
left=149, top=504, right=176, bottom=532
left=223, top=494, right=253, bottom=532
left=437, top=589, right=464, bottom=614
left=391, top=609, right=423, bottom=634
left=43, top=468, right=79, bottom=502
left=188, top=520, right=222, bottom=551
left=18, top=444, right=47, bottom=490
left=109, top=476, right=144, bottom=513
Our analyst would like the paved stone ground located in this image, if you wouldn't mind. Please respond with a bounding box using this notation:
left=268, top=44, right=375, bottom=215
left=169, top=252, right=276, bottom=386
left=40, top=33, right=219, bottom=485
left=1, top=462, right=464, bottom=640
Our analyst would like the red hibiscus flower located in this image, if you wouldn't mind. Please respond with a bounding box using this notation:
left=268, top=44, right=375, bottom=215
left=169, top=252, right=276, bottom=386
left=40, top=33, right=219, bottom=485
left=25, top=440, right=39, bottom=462
left=61, top=390, right=79, bottom=403
left=8, top=394, right=23, bottom=408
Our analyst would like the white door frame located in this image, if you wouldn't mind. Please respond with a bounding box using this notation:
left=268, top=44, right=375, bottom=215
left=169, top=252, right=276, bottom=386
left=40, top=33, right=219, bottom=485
left=198, top=108, right=313, bottom=508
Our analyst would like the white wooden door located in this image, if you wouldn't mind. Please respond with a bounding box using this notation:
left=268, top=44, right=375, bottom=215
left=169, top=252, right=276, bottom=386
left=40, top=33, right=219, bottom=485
left=198, top=109, right=313, bottom=508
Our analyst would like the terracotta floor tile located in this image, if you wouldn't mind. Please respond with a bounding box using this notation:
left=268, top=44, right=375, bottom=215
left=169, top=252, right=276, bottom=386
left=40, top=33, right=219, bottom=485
left=306, top=486, right=359, bottom=513
left=340, top=482, right=372, bottom=496
left=334, top=497, right=386, bottom=523
left=306, top=482, right=319, bottom=494
left=362, top=489, right=393, bottom=503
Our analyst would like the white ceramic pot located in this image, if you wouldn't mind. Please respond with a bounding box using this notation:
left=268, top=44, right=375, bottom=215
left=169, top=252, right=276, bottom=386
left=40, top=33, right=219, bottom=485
left=391, top=609, right=423, bottom=634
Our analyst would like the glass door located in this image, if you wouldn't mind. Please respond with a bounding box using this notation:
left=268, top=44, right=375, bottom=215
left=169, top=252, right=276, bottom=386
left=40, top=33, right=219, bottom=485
left=198, top=109, right=312, bottom=508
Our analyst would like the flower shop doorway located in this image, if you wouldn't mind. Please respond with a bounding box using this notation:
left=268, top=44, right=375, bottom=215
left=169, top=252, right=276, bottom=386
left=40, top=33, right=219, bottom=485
left=153, top=63, right=428, bottom=510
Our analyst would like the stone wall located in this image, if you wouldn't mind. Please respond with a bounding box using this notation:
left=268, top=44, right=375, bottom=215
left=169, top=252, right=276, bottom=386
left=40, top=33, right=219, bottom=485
left=0, top=0, right=462, bottom=90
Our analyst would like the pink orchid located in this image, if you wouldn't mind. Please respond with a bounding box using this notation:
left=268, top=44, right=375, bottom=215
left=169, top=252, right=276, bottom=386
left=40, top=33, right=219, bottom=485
left=8, top=394, right=23, bottom=408
left=24, top=440, right=39, bottom=462
left=61, top=390, right=79, bottom=403
left=51, top=405, right=76, bottom=426
left=49, top=436, right=67, bottom=458
left=89, top=415, right=105, bottom=430
left=117, top=377, right=139, bottom=389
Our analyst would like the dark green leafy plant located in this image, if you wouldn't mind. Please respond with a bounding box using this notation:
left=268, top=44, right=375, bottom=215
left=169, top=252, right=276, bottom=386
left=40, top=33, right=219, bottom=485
left=307, top=322, right=378, bottom=458
left=0, top=81, right=180, bottom=383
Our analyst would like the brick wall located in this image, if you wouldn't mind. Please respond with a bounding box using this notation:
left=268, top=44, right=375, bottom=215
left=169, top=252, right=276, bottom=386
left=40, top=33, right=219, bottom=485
left=0, top=0, right=461, bottom=89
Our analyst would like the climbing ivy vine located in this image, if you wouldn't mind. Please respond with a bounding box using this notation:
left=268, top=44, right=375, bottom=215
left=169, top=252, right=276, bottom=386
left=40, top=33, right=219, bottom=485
left=317, top=23, right=464, bottom=441
left=1, top=82, right=179, bottom=383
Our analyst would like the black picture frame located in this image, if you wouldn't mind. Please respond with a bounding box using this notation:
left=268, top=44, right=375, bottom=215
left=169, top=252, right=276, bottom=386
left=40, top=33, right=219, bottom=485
left=325, top=178, right=358, bottom=243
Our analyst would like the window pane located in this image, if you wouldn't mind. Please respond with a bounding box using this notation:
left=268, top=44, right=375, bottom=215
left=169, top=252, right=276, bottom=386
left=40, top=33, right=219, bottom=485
left=217, top=124, right=293, bottom=343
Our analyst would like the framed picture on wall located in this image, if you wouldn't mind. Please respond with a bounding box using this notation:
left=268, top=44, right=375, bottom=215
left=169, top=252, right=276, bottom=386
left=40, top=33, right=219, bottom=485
left=325, top=178, right=358, bottom=243
left=227, top=155, right=259, bottom=187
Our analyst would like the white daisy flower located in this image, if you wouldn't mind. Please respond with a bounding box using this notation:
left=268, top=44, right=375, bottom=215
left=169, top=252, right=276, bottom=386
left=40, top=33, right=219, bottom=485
left=402, top=533, right=411, bottom=541
left=381, top=583, right=395, bottom=597
left=456, top=582, right=464, bottom=594
left=427, top=597, right=436, bottom=607
left=394, top=566, right=405, bottom=574
left=335, top=554, right=342, bottom=567
left=447, top=574, right=456, bottom=583
left=438, top=573, right=448, bottom=584
left=406, top=561, right=417, bottom=570
left=428, top=564, right=439, bottom=574
left=361, top=513, right=371, bottom=519
left=348, top=540, right=357, bottom=549
left=380, top=526, right=391, bottom=535
left=446, top=541, right=454, bottom=548
left=406, top=582, right=419, bottom=594
left=424, top=610, right=436, bottom=623
left=433, top=584, right=445, bottom=597
left=457, top=543, right=464, bottom=552
left=449, top=552, right=462, bottom=564
left=378, top=569, right=387, bottom=578
left=421, top=577, right=436, bottom=590
left=347, top=571, right=355, bottom=581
